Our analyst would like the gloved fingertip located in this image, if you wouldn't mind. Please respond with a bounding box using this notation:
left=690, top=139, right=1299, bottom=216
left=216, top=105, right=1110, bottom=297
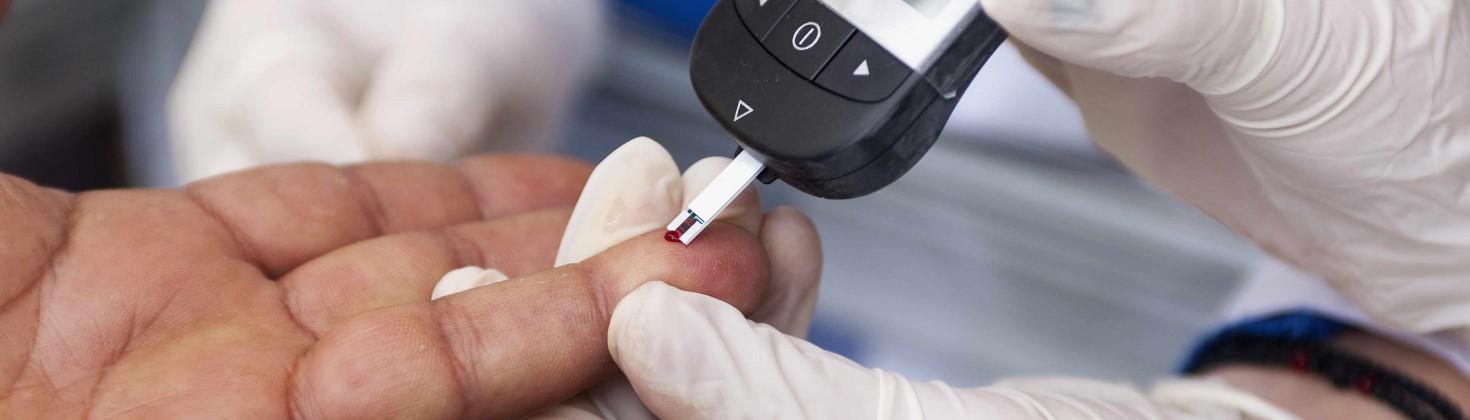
left=555, top=137, right=682, bottom=266
left=752, top=207, right=822, bottom=337
left=623, top=137, right=674, bottom=160
left=760, top=206, right=820, bottom=253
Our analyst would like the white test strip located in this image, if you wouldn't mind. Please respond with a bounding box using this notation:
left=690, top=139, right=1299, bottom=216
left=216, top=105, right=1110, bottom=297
left=665, top=151, right=765, bottom=245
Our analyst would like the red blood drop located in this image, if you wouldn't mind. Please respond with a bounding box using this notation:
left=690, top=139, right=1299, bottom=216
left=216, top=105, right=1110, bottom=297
left=665, top=230, right=682, bottom=243
left=1290, top=350, right=1310, bottom=372
left=1356, top=375, right=1375, bottom=394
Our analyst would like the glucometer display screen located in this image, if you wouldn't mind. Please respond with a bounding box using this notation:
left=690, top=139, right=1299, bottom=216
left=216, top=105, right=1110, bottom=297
left=900, top=0, right=949, bottom=17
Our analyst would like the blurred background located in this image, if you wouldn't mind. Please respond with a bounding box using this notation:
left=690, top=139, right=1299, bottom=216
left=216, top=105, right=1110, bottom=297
left=0, top=0, right=1263, bottom=386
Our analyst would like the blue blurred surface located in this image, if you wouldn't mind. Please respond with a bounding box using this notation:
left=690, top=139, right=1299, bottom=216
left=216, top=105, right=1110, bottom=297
left=617, top=0, right=716, bottom=38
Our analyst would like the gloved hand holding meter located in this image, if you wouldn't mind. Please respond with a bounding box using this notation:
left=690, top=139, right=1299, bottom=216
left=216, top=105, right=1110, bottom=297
left=625, top=0, right=1470, bottom=418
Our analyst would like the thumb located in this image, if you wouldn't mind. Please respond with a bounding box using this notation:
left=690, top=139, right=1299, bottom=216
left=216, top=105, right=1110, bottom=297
left=981, top=0, right=1284, bottom=94
left=609, top=283, right=1205, bottom=419
left=609, top=282, right=884, bottom=418
left=609, top=282, right=992, bottom=419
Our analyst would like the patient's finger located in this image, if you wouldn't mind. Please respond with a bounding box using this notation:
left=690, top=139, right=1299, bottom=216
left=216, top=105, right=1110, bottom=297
left=281, top=208, right=571, bottom=335
left=185, top=156, right=590, bottom=277
left=290, top=225, right=770, bottom=420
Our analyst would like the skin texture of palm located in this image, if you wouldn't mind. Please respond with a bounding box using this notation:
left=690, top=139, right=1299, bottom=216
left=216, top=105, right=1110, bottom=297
left=0, top=155, right=773, bottom=419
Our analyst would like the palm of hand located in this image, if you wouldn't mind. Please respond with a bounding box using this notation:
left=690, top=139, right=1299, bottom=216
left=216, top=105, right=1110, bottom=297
left=0, top=156, right=769, bottom=418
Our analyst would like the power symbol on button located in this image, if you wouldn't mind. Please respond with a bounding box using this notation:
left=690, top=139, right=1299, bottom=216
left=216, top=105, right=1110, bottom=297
left=792, top=22, right=822, bottom=51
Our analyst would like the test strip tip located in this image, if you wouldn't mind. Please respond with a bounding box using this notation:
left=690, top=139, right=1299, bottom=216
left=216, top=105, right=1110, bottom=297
left=663, top=151, right=764, bottom=246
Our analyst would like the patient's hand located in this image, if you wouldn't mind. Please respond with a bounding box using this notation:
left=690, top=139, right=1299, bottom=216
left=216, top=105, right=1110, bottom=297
left=0, top=155, right=774, bottom=418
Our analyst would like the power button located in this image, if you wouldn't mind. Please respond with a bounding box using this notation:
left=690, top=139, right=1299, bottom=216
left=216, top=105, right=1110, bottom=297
left=763, top=0, right=855, bottom=80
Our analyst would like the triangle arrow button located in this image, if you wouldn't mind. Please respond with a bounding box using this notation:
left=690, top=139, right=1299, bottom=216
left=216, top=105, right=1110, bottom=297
left=854, top=60, right=871, bottom=77
left=734, top=100, right=755, bottom=122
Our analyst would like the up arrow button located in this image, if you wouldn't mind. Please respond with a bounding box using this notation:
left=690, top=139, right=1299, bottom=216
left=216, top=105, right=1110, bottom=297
left=737, top=0, right=796, bottom=38
left=854, top=60, right=871, bottom=77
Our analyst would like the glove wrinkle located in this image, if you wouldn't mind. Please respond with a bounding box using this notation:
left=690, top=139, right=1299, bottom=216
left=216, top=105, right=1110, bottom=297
left=873, top=369, right=926, bottom=420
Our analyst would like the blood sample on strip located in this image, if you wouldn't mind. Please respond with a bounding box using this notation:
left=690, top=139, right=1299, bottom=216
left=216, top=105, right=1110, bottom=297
left=665, top=151, right=764, bottom=245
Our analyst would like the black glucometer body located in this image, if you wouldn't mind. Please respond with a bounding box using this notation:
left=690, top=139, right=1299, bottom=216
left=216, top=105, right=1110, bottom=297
left=690, top=0, right=1007, bottom=198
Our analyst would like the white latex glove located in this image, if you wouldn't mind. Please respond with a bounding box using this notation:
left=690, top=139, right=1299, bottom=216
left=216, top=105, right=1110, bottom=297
left=608, top=281, right=1297, bottom=419
left=431, top=138, right=823, bottom=418
left=169, top=0, right=604, bottom=182
left=983, top=0, right=1470, bottom=334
